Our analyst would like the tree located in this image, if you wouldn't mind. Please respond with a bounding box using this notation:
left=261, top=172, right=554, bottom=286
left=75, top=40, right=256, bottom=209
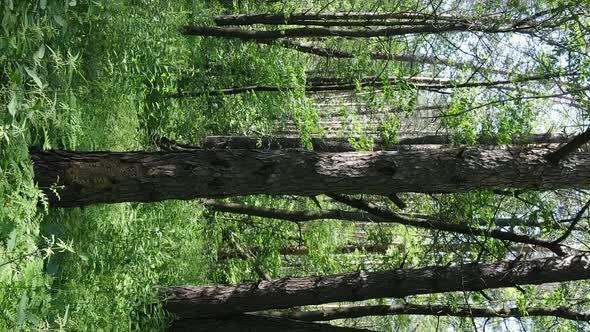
left=205, top=197, right=588, bottom=255
left=197, top=134, right=571, bottom=152
left=182, top=8, right=575, bottom=41
left=32, top=144, right=590, bottom=207
left=266, top=303, right=590, bottom=322
left=167, top=72, right=574, bottom=98
left=163, top=254, right=590, bottom=319
left=170, top=315, right=375, bottom=331
left=210, top=10, right=574, bottom=28
left=255, top=39, right=512, bottom=76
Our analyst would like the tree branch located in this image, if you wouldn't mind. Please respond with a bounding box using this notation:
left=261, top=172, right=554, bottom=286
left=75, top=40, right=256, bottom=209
left=260, top=39, right=511, bottom=76
left=204, top=199, right=576, bottom=229
left=326, top=194, right=569, bottom=256
left=552, top=199, right=590, bottom=244
left=546, top=127, right=590, bottom=163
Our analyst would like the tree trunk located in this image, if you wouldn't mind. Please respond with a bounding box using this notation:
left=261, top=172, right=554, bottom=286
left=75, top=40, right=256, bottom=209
left=169, top=315, right=375, bottom=332
left=181, top=24, right=533, bottom=41
left=213, top=12, right=475, bottom=26
left=168, top=73, right=570, bottom=98
left=31, top=147, right=590, bottom=207
left=260, top=39, right=511, bottom=76
left=200, top=134, right=570, bottom=151
left=163, top=254, right=590, bottom=319
left=217, top=243, right=391, bottom=260
left=264, top=303, right=590, bottom=322
left=211, top=11, right=555, bottom=27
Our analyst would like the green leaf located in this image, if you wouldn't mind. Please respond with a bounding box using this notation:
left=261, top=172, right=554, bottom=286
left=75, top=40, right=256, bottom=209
left=7, top=229, right=17, bottom=250
left=16, top=291, right=28, bottom=325
left=33, top=44, right=45, bottom=61
left=54, top=15, right=67, bottom=27
left=7, top=94, right=18, bottom=116
left=24, top=67, right=43, bottom=89
left=29, top=99, right=43, bottom=112
left=0, top=221, right=16, bottom=241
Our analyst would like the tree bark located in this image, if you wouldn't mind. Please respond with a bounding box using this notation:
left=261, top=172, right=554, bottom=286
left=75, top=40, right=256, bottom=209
left=264, top=303, right=590, bottom=322
left=546, top=127, right=590, bottom=163
left=169, top=314, right=375, bottom=332
left=212, top=11, right=562, bottom=28
left=217, top=243, right=391, bottom=260
left=213, top=12, right=475, bottom=26
left=31, top=147, right=590, bottom=207
left=163, top=254, right=590, bottom=319
left=181, top=24, right=534, bottom=41
left=200, top=134, right=570, bottom=151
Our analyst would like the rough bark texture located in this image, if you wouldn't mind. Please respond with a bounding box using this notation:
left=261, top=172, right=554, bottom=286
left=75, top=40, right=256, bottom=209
left=31, top=147, right=590, bottom=207
left=200, top=134, right=570, bottom=151
left=217, top=244, right=391, bottom=260
left=212, top=11, right=563, bottom=28
left=213, top=12, right=473, bottom=26
left=181, top=24, right=532, bottom=40
left=546, top=127, right=590, bottom=163
left=163, top=254, right=590, bottom=319
left=265, top=303, right=590, bottom=321
left=169, top=314, right=374, bottom=332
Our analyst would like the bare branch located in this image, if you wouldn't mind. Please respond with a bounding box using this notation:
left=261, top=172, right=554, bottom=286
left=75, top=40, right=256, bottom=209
left=326, top=194, right=570, bottom=256
left=546, top=127, right=590, bottom=163
left=552, top=199, right=590, bottom=245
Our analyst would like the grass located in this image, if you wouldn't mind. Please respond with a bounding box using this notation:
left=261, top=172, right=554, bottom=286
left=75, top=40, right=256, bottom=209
left=1, top=1, right=208, bottom=330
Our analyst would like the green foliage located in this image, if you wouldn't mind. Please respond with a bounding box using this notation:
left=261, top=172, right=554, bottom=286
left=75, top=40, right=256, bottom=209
left=378, top=114, right=401, bottom=147
left=441, top=92, right=479, bottom=144
left=42, top=202, right=209, bottom=330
